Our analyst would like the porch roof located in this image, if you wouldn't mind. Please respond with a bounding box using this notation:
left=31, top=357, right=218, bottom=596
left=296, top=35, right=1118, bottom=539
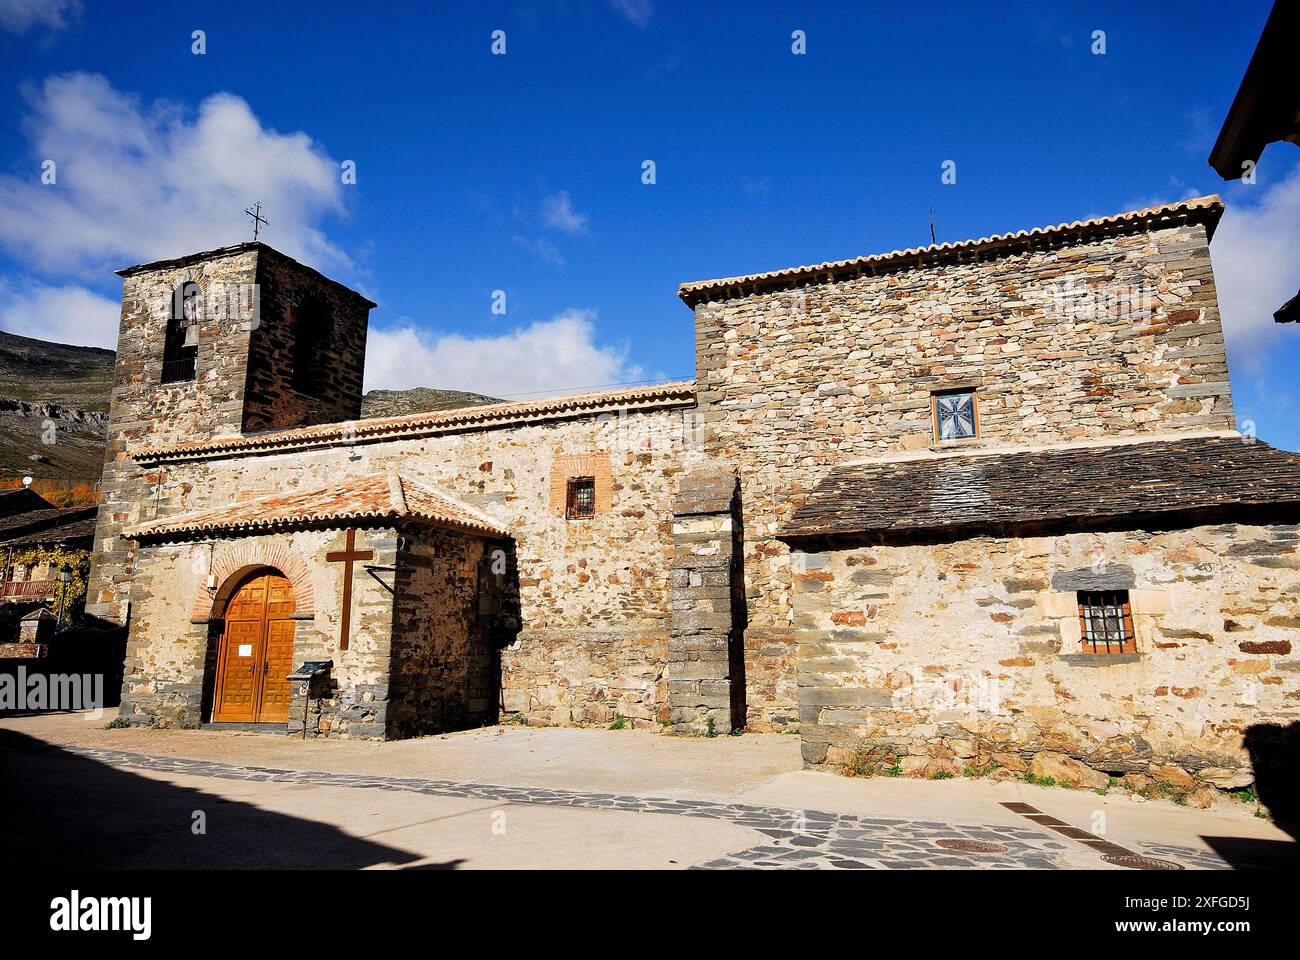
left=779, top=434, right=1300, bottom=543
left=123, top=472, right=508, bottom=542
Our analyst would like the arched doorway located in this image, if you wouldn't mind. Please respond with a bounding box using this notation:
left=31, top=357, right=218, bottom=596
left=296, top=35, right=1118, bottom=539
left=212, top=569, right=296, bottom=723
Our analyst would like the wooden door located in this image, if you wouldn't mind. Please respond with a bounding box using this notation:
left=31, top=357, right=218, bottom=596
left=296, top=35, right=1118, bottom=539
left=213, top=572, right=296, bottom=723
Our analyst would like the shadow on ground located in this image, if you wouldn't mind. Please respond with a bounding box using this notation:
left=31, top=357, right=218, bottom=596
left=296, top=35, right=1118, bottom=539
left=1197, top=835, right=1300, bottom=869
left=1200, top=721, right=1300, bottom=869
left=1245, top=721, right=1300, bottom=838
left=0, top=728, right=445, bottom=869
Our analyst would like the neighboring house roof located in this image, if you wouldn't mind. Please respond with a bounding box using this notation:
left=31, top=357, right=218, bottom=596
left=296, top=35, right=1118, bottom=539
left=124, top=472, right=508, bottom=542
left=779, top=435, right=1300, bottom=543
left=1275, top=290, right=1298, bottom=324
left=0, top=506, right=98, bottom=547
left=1208, top=1, right=1299, bottom=180
left=136, top=380, right=697, bottom=463
left=0, top=511, right=98, bottom=549
left=0, top=487, right=55, bottom=519
left=677, top=196, right=1224, bottom=306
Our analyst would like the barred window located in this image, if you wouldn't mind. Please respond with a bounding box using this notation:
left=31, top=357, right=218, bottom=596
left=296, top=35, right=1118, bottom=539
left=1077, top=591, right=1136, bottom=654
left=566, top=477, right=596, bottom=520
left=933, top=390, right=977, bottom=441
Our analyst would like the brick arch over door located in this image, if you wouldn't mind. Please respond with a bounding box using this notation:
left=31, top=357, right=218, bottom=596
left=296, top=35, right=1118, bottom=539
left=191, top=541, right=316, bottom=621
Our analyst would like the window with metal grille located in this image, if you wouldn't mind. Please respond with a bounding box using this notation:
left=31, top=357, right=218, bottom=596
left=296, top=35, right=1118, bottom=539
left=566, top=477, right=596, bottom=519
left=933, top=389, right=977, bottom=441
left=1077, top=590, right=1136, bottom=654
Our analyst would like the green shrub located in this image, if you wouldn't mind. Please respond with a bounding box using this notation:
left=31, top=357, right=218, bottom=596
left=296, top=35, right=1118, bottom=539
left=843, top=745, right=878, bottom=778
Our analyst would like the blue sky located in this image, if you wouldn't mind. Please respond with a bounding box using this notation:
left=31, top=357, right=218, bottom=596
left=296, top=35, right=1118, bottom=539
left=0, top=0, right=1296, bottom=449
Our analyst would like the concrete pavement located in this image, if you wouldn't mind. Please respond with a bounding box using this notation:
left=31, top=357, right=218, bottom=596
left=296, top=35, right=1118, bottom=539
left=1, top=712, right=1293, bottom=869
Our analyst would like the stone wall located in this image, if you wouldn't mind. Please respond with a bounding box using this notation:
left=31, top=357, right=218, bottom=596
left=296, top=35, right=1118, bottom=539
left=499, top=626, right=667, bottom=727
left=791, top=519, right=1300, bottom=786
left=668, top=469, right=742, bottom=733
left=243, top=248, right=370, bottom=434
left=104, top=209, right=1250, bottom=744
left=119, top=527, right=401, bottom=735
left=387, top=526, right=489, bottom=738
left=692, top=218, right=1232, bottom=728
left=134, top=402, right=705, bottom=729
left=88, top=249, right=261, bottom=624
left=88, top=246, right=373, bottom=625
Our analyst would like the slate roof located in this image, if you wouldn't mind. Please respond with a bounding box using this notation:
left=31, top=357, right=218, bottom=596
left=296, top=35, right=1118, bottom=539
left=780, top=435, right=1300, bottom=542
left=0, top=505, right=98, bottom=546
left=0, top=510, right=98, bottom=548
left=138, top=380, right=697, bottom=463
left=124, top=472, right=508, bottom=542
left=678, top=196, right=1224, bottom=306
left=0, top=487, right=55, bottom=518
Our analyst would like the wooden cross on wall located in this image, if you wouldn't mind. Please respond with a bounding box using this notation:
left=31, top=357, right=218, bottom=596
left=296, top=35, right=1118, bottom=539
left=326, top=529, right=373, bottom=651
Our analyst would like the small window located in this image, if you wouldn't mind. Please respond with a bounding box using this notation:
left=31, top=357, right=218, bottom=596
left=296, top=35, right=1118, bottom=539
left=292, top=296, right=334, bottom=395
left=161, top=281, right=200, bottom=383
left=566, top=477, right=596, bottom=520
left=1077, top=591, right=1136, bottom=654
left=933, top=389, right=977, bottom=441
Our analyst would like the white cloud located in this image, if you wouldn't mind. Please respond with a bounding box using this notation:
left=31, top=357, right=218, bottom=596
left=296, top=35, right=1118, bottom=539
left=1210, top=161, right=1300, bottom=369
left=363, top=309, right=643, bottom=397
left=608, top=0, right=652, bottom=28
left=0, top=72, right=349, bottom=279
left=540, top=190, right=588, bottom=234
left=0, top=278, right=119, bottom=348
left=511, top=233, right=565, bottom=267
left=0, top=0, right=79, bottom=33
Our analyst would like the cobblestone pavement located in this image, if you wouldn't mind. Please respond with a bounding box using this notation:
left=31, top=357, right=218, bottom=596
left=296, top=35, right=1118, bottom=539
left=61, top=745, right=1110, bottom=869
left=1137, top=842, right=1232, bottom=871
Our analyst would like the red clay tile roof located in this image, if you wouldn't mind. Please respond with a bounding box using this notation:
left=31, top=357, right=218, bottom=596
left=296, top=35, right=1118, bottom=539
left=124, top=472, right=508, bottom=541
left=139, top=380, right=697, bottom=463
left=678, top=196, right=1224, bottom=306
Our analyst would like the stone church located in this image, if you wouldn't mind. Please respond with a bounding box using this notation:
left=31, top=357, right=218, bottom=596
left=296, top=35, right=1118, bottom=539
left=87, top=195, right=1300, bottom=784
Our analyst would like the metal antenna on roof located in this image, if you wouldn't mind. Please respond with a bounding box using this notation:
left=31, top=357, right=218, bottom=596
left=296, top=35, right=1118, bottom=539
left=929, top=208, right=936, bottom=245
left=244, top=201, right=269, bottom=241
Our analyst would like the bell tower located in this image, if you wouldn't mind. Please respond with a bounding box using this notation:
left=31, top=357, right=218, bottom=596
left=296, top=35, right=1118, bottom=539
left=84, top=242, right=375, bottom=624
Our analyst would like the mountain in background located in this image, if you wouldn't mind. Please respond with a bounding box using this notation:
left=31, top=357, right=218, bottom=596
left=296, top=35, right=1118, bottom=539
left=359, top=386, right=503, bottom=418
left=0, top=329, right=500, bottom=492
left=1, top=330, right=114, bottom=491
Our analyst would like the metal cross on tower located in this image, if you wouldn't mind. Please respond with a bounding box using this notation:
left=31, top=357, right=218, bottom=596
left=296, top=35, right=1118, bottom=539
left=244, top=201, right=269, bottom=241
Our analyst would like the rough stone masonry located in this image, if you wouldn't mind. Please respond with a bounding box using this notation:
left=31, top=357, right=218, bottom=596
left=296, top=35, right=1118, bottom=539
left=87, top=197, right=1300, bottom=792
